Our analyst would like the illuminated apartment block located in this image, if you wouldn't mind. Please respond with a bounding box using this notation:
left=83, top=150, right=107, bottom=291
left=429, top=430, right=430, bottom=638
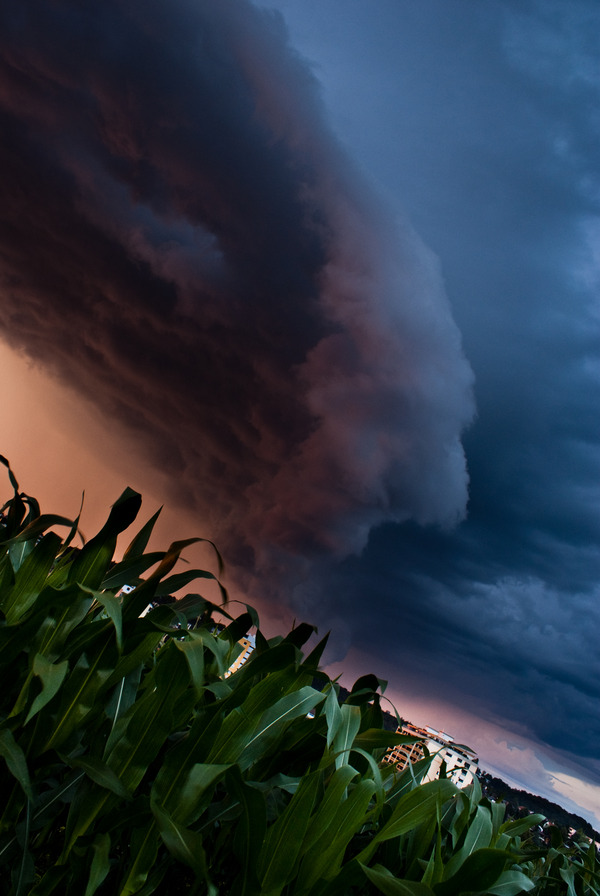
left=225, top=634, right=256, bottom=677
left=384, top=722, right=478, bottom=788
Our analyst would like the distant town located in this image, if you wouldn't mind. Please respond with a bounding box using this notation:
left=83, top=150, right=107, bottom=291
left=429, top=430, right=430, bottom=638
left=375, top=698, right=600, bottom=845
left=167, top=605, right=600, bottom=845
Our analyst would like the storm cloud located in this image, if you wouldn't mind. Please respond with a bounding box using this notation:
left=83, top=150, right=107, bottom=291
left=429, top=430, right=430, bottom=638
left=0, top=0, right=473, bottom=568
left=272, top=0, right=600, bottom=801
left=2, top=0, right=600, bottom=825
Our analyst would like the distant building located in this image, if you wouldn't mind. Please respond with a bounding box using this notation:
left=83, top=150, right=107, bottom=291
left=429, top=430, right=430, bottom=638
left=383, top=722, right=478, bottom=788
left=128, top=594, right=256, bottom=677
left=225, top=634, right=256, bottom=677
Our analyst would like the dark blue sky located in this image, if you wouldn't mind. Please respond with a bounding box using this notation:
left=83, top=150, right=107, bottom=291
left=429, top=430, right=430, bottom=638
left=1, top=0, right=599, bottom=824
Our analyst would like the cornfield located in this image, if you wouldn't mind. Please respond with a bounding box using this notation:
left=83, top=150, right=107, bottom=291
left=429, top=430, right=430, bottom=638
left=1, top=456, right=598, bottom=895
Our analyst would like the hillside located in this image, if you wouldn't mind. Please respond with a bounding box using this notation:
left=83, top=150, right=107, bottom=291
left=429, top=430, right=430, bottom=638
left=479, top=770, right=600, bottom=842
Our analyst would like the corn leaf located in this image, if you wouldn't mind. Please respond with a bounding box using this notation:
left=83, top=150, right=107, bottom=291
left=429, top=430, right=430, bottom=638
left=360, top=863, right=436, bottom=895
left=366, top=779, right=458, bottom=853
left=3, top=534, right=61, bottom=623
left=298, top=778, right=376, bottom=890
left=434, top=848, right=513, bottom=896
left=442, top=804, right=493, bottom=879
left=83, top=833, right=111, bottom=896
left=485, top=869, right=536, bottom=895
left=332, top=703, right=361, bottom=769
left=68, top=755, right=133, bottom=801
left=24, top=654, right=69, bottom=724
left=227, top=767, right=266, bottom=896
left=257, top=769, right=321, bottom=894
left=0, top=728, right=32, bottom=799
left=152, top=802, right=208, bottom=879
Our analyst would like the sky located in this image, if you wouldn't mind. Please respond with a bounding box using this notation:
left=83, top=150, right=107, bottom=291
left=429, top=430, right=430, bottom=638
left=1, top=0, right=599, bottom=827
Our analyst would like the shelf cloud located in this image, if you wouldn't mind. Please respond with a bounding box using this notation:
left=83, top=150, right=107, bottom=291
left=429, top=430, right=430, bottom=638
left=0, top=0, right=473, bottom=569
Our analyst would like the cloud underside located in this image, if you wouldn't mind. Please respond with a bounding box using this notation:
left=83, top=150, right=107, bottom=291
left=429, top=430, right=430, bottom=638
left=2, top=0, right=600, bottom=812
left=0, top=0, right=473, bottom=564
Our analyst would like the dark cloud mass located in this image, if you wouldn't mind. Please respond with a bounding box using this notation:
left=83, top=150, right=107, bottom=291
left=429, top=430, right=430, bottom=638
left=2, top=0, right=600, bottom=821
left=0, top=0, right=473, bottom=568
left=270, top=0, right=600, bottom=781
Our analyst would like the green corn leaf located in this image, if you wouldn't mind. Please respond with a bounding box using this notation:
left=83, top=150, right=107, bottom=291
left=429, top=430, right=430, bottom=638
left=298, top=777, right=377, bottom=890
left=0, top=453, right=20, bottom=491
left=559, top=863, right=578, bottom=896
left=184, top=626, right=231, bottom=678
left=443, top=804, right=493, bottom=879
left=6, top=514, right=76, bottom=548
left=104, top=658, right=183, bottom=794
left=141, top=706, right=236, bottom=823
left=22, top=769, right=85, bottom=837
left=8, top=538, right=34, bottom=573
left=282, top=622, right=317, bottom=650
left=257, top=769, right=321, bottom=894
left=332, top=703, right=361, bottom=768
left=0, top=727, right=33, bottom=799
left=68, top=755, right=133, bottom=801
left=122, top=508, right=162, bottom=560
left=240, top=686, right=326, bottom=768
left=302, top=764, right=358, bottom=853
left=159, top=592, right=212, bottom=625
left=154, top=762, right=231, bottom=825
left=485, top=869, right=536, bottom=895
left=204, top=679, right=232, bottom=700
left=117, top=578, right=162, bottom=623
left=14, top=798, right=33, bottom=896
left=324, top=685, right=343, bottom=748
left=419, top=816, right=444, bottom=888
left=153, top=567, right=221, bottom=597
left=84, top=833, right=111, bottom=896
left=174, top=635, right=205, bottom=697
left=205, top=670, right=307, bottom=765
left=32, top=585, right=94, bottom=657
left=383, top=755, right=438, bottom=809
left=346, top=746, right=385, bottom=813
left=498, top=813, right=546, bottom=839
left=27, top=865, right=68, bottom=895
left=347, top=673, right=382, bottom=703
left=104, top=669, right=143, bottom=750
left=465, top=769, right=482, bottom=810
left=67, top=489, right=142, bottom=590
left=447, top=791, right=470, bottom=849
left=138, top=537, right=205, bottom=588
left=490, top=799, right=507, bottom=839
left=360, top=863, right=436, bottom=896
left=301, top=631, right=330, bottom=672
left=118, top=819, right=160, bottom=896
left=67, top=539, right=115, bottom=592
left=363, top=778, right=458, bottom=860
left=24, top=654, right=69, bottom=724
left=3, top=533, right=61, bottom=623
left=0, top=556, right=16, bottom=611
left=434, top=848, right=513, bottom=896
left=92, top=590, right=123, bottom=651
left=43, top=632, right=117, bottom=753
left=226, top=767, right=266, bottom=896
left=152, top=801, right=209, bottom=879
left=105, top=629, right=165, bottom=692
left=94, top=488, right=143, bottom=541
left=219, top=611, right=254, bottom=646
left=101, top=551, right=165, bottom=590
left=224, top=641, right=297, bottom=688
left=60, top=495, right=84, bottom=552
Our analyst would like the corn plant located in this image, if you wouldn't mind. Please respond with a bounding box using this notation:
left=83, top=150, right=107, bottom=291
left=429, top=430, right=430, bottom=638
left=1, top=456, right=598, bottom=895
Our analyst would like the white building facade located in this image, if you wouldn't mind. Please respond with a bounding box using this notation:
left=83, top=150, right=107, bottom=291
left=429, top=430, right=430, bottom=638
left=384, top=722, right=478, bottom=788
